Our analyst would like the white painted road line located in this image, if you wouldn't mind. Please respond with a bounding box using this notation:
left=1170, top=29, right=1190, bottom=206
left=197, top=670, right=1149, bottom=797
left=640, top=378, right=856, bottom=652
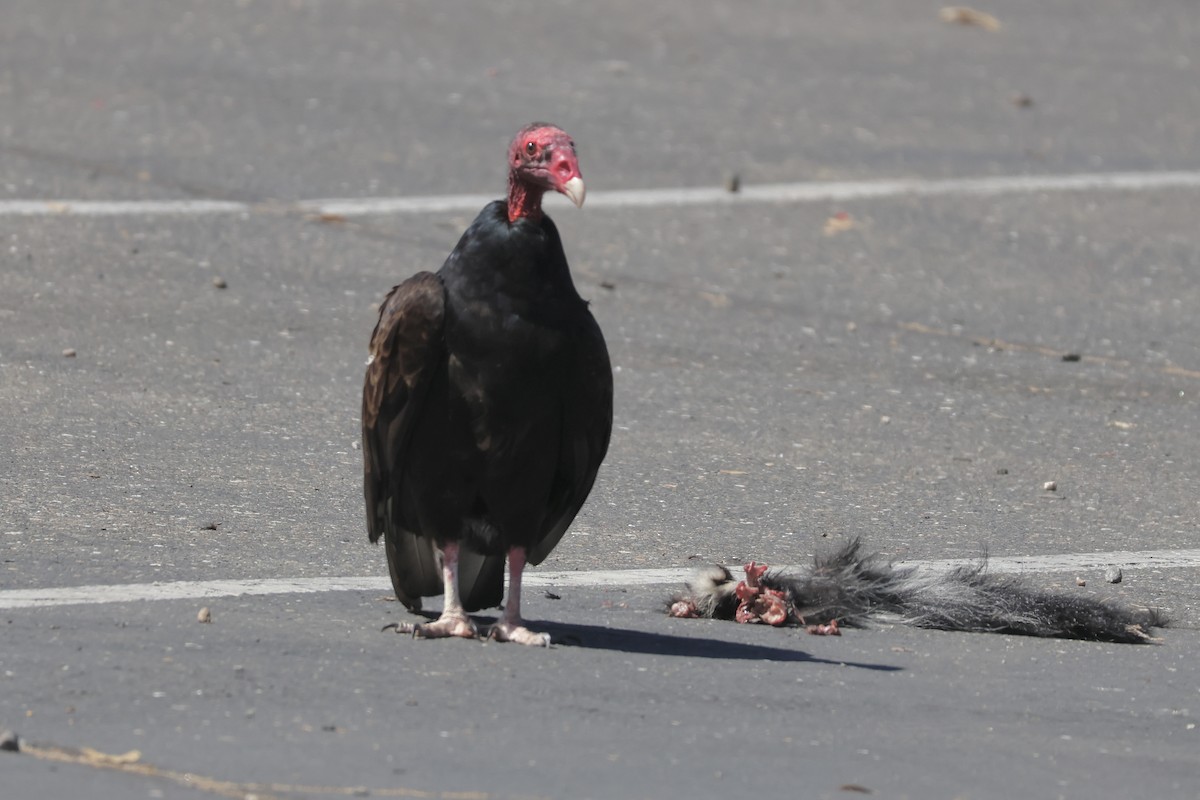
left=898, top=548, right=1200, bottom=575
left=0, top=199, right=249, bottom=216
left=302, top=192, right=496, bottom=216
left=3, top=548, right=1199, bottom=610
left=3, top=170, right=1200, bottom=218
left=0, top=577, right=389, bottom=610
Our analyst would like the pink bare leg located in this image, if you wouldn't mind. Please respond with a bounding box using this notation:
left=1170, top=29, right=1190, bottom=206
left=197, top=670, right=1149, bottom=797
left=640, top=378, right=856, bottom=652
left=385, top=542, right=478, bottom=639
left=487, top=547, right=551, bottom=646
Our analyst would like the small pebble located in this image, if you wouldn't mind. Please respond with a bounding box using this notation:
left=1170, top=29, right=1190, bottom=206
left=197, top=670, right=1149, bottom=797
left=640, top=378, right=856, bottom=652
left=62, top=348, right=77, bottom=358
left=1043, top=481, right=1057, bottom=492
left=212, top=277, right=228, bottom=289
left=197, top=607, right=212, bottom=623
left=0, top=730, right=19, bottom=752
left=1105, top=567, right=1123, bottom=584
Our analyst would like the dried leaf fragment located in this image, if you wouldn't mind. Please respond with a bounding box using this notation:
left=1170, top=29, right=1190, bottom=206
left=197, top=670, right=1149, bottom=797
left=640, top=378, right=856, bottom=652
left=79, top=746, right=142, bottom=766
left=698, top=291, right=730, bottom=308
left=940, top=6, right=1001, bottom=31
left=823, top=211, right=856, bottom=236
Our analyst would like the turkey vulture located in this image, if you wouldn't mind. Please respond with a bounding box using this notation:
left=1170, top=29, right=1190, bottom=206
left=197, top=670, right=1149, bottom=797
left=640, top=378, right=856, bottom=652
left=362, top=123, right=612, bottom=646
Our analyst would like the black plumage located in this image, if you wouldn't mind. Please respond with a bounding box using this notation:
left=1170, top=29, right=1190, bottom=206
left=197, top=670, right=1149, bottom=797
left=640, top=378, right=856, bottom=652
left=363, top=124, right=611, bottom=645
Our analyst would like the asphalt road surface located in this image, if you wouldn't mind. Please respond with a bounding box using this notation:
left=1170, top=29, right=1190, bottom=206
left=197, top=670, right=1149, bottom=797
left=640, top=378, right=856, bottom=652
left=2, top=1, right=1199, bottom=798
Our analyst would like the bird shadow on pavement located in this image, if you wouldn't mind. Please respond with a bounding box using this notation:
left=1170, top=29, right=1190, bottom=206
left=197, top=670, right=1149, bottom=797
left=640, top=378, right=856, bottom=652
left=536, top=619, right=903, bottom=671
left=390, top=610, right=901, bottom=670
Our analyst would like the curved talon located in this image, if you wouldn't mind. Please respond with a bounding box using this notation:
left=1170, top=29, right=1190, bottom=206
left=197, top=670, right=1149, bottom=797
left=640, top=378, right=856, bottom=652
left=381, top=621, right=418, bottom=637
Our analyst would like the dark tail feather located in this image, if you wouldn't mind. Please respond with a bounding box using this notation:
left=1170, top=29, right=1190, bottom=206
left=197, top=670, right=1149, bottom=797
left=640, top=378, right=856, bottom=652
left=668, top=539, right=1165, bottom=644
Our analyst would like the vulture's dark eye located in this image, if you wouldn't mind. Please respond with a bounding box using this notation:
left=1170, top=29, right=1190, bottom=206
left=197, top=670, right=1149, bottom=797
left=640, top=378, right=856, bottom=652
left=525, top=141, right=536, bottom=155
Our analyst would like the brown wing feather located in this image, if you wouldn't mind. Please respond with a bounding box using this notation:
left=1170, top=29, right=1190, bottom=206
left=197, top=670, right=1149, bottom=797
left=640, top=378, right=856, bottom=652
left=362, top=271, right=446, bottom=609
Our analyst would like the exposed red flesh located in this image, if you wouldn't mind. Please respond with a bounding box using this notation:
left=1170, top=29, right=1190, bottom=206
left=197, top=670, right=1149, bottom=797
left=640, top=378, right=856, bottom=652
left=733, top=562, right=790, bottom=626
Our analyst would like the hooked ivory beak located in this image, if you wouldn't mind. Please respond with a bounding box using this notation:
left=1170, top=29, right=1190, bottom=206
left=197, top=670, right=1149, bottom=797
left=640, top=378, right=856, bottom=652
left=560, top=176, right=586, bottom=208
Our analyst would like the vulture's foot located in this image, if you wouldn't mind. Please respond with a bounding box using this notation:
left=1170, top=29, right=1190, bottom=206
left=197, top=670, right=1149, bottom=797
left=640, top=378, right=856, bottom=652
left=383, top=613, right=478, bottom=640
left=486, top=621, right=551, bottom=647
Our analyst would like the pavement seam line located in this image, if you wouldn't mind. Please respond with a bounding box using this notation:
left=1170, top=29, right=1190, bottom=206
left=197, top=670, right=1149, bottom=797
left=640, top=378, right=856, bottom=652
left=15, top=739, right=499, bottom=800
left=898, top=321, right=1200, bottom=380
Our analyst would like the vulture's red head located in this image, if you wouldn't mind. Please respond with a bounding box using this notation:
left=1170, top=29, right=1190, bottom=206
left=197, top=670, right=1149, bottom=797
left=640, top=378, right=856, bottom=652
left=506, top=122, right=585, bottom=222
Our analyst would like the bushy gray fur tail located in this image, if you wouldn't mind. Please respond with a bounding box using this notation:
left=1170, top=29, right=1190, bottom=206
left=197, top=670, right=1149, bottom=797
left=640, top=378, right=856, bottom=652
left=669, top=539, right=1164, bottom=644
